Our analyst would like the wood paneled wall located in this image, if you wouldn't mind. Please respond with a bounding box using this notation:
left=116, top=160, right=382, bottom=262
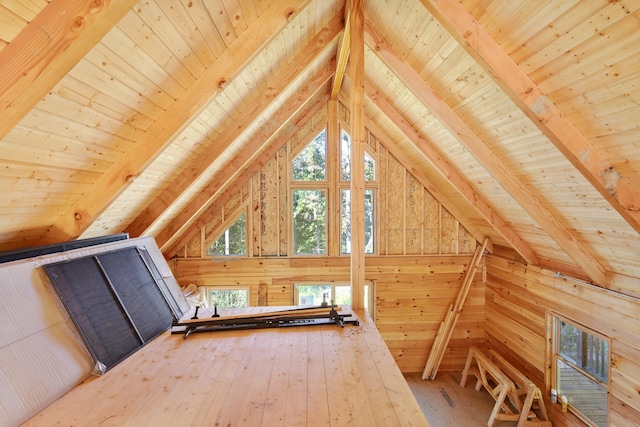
left=170, top=99, right=484, bottom=373
left=486, top=256, right=640, bottom=427
left=173, top=255, right=484, bottom=373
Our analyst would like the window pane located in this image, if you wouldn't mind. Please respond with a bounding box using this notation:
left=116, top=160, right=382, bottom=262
left=334, top=285, right=351, bottom=306
left=292, top=129, right=326, bottom=181
left=365, top=152, right=375, bottom=181
left=341, top=130, right=350, bottom=181
left=292, top=190, right=327, bottom=254
left=208, top=212, right=246, bottom=255
left=341, top=189, right=374, bottom=254
left=585, top=333, right=609, bottom=383
left=209, top=289, right=248, bottom=308
left=559, top=320, right=580, bottom=364
left=341, top=189, right=351, bottom=253
left=557, top=359, right=608, bottom=427
left=559, top=320, right=609, bottom=382
left=341, top=130, right=376, bottom=182
left=297, top=285, right=331, bottom=306
left=365, top=189, right=374, bottom=253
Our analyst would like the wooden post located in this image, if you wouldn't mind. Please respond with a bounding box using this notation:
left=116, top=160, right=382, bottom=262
left=349, top=0, right=365, bottom=309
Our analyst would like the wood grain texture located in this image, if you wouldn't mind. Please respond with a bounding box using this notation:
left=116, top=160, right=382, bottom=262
left=23, top=308, right=429, bottom=427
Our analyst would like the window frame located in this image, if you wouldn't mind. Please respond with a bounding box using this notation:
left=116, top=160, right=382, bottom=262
left=547, top=312, right=610, bottom=427
left=290, top=187, right=329, bottom=256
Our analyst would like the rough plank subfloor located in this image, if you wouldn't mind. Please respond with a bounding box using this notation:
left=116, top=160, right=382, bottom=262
left=405, top=372, right=518, bottom=427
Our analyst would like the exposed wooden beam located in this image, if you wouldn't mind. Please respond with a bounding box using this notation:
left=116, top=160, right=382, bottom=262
left=163, top=83, right=331, bottom=257
left=126, top=12, right=343, bottom=238
left=331, top=7, right=350, bottom=100
left=420, top=0, right=640, bottom=235
left=364, top=21, right=606, bottom=285
left=364, top=112, right=492, bottom=253
left=366, top=82, right=538, bottom=262
left=37, top=0, right=312, bottom=245
left=349, top=0, right=365, bottom=310
left=0, top=0, right=138, bottom=140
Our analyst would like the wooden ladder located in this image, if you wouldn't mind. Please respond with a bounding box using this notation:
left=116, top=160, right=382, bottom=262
left=422, top=237, right=489, bottom=380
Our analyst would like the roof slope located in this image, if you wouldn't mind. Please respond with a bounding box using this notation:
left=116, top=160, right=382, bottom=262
left=1, top=0, right=639, bottom=293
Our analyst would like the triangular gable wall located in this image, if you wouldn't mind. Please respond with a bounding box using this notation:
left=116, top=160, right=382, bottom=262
left=175, top=99, right=476, bottom=258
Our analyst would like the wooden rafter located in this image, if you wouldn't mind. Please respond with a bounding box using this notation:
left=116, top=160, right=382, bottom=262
left=37, top=0, right=312, bottom=246
left=363, top=24, right=534, bottom=262
left=126, top=12, right=344, bottom=238
left=331, top=7, right=350, bottom=100
left=0, top=0, right=138, bottom=141
left=420, top=0, right=640, bottom=235
left=163, top=84, right=332, bottom=257
left=364, top=113, right=491, bottom=251
left=365, top=83, right=538, bottom=262
left=364, top=21, right=606, bottom=285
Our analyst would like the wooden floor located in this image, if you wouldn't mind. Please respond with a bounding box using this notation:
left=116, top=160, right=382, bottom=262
left=405, top=372, right=518, bottom=427
left=22, top=308, right=428, bottom=427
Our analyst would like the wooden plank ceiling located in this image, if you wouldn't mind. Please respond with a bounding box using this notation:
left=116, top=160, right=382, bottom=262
left=1, top=0, right=639, bottom=291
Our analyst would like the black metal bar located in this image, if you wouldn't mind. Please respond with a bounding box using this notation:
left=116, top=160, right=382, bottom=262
left=172, top=316, right=359, bottom=336
left=94, top=257, right=145, bottom=345
left=136, top=246, right=182, bottom=319
left=173, top=312, right=354, bottom=328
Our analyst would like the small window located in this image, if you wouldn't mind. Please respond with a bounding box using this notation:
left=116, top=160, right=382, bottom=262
left=293, top=282, right=374, bottom=317
left=341, top=189, right=374, bottom=254
left=292, top=129, right=326, bottom=181
left=551, top=315, right=609, bottom=427
left=292, top=189, right=327, bottom=255
left=208, top=212, right=246, bottom=256
left=207, top=287, right=249, bottom=308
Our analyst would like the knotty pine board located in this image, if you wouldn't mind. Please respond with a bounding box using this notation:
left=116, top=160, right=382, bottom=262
left=173, top=255, right=485, bottom=373
left=23, top=308, right=429, bottom=427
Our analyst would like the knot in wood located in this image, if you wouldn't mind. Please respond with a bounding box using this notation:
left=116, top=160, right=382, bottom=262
left=89, top=0, right=105, bottom=14
left=284, top=7, right=296, bottom=20
left=71, top=16, right=85, bottom=32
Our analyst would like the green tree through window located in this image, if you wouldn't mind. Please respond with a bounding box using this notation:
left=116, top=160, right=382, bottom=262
left=208, top=288, right=248, bottom=307
left=292, top=129, right=326, bottom=181
left=208, top=212, right=246, bottom=256
left=341, top=130, right=375, bottom=181
left=341, top=189, right=374, bottom=254
left=292, top=190, right=327, bottom=254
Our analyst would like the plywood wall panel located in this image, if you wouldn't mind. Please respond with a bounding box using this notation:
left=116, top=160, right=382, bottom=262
left=378, top=145, right=388, bottom=255
left=440, top=208, right=457, bottom=254
left=405, top=173, right=423, bottom=255
left=422, top=189, right=440, bottom=254
left=278, top=148, right=288, bottom=256
left=186, top=228, right=203, bottom=258
left=386, top=155, right=405, bottom=255
left=251, top=173, right=262, bottom=255
left=260, top=156, right=279, bottom=256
